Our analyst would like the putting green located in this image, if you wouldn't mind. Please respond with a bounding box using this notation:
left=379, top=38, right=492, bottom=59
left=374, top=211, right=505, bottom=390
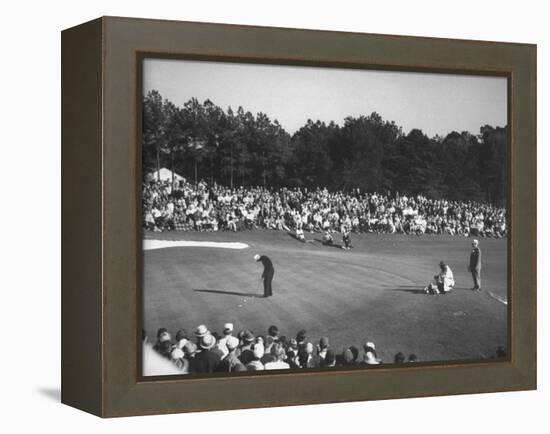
left=143, top=230, right=507, bottom=364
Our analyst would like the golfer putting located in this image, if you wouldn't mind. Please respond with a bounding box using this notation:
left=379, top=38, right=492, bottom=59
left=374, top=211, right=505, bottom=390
left=254, top=254, right=274, bottom=298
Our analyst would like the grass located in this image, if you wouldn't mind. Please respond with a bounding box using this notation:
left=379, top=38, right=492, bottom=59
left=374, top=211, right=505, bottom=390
left=143, top=230, right=507, bottom=364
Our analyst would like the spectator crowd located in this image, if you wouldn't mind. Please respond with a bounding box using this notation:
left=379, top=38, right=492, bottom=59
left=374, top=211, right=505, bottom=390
left=143, top=322, right=507, bottom=376
left=143, top=179, right=507, bottom=237
left=143, top=322, right=412, bottom=375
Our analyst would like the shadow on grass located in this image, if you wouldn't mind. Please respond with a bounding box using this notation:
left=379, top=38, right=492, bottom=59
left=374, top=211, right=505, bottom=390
left=313, top=238, right=343, bottom=249
left=286, top=231, right=306, bottom=242
left=386, top=286, right=427, bottom=294
left=194, top=289, right=263, bottom=298
left=385, top=285, right=471, bottom=295
left=285, top=231, right=323, bottom=248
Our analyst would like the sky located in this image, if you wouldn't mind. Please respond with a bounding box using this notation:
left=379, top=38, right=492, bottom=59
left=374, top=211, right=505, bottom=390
left=143, top=58, right=507, bottom=138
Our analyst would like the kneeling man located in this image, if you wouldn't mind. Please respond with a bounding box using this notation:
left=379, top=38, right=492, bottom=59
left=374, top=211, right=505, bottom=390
left=424, top=261, right=455, bottom=295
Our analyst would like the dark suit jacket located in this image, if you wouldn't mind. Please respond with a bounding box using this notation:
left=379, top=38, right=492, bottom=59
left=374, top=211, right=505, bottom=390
left=193, top=349, right=222, bottom=373
left=299, top=353, right=321, bottom=368
left=469, top=247, right=482, bottom=270
left=238, top=347, right=254, bottom=365
left=259, top=255, right=274, bottom=277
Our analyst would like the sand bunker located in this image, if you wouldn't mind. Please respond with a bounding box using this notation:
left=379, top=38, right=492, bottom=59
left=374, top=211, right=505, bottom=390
left=143, top=239, right=249, bottom=251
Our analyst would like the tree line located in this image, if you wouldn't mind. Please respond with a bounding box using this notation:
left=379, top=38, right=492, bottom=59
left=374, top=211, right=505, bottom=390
left=142, top=90, right=506, bottom=206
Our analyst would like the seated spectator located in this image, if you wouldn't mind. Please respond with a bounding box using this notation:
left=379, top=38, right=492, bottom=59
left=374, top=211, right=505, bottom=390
left=246, top=344, right=265, bottom=371
left=286, top=350, right=300, bottom=369
left=322, top=350, right=336, bottom=367
left=299, top=342, right=320, bottom=368
left=322, top=230, right=334, bottom=246
left=340, top=347, right=357, bottom=367
left=170, top=347, right=189, bottom=373
left=142, top=179, right=506, bottom=239
left=363, top=342, right=381, bottom=365
left=264, top=343, right=290, bottom=370
left=261, top=336, right=277, bottom=364
left=349, top=346, right=360, bottom=364
left=394, top=352, right=405, bottom=363
left=317, top=336, right=329, bottom=360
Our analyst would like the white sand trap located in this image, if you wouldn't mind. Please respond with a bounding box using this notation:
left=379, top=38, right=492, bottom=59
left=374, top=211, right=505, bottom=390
left=143, top=239, right=249, bottom=251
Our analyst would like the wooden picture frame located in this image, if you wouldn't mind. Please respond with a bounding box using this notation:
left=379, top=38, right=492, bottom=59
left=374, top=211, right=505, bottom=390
left=61, top=16, right=536, bottom=417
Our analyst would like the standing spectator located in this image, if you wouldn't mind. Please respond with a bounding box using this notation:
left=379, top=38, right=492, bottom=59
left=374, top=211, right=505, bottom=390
left=267, top=325, right=279, bottom=341
left=217, top=323, right=238, bottom=357
left=468, top=239, right=482, bottom=291
left=194, top=324, right=209, bottom=347
left=194, top=334, right=222, bottom=373
left=238, top=330, right=255, bottom=365
left=174, top=329, right=189, bottom=349
left=153, top=328, right=170, bottom=353
left=216, top=338, right=245, bottom=373
left=182, top=341, right=198, bottom=372
left=170, top=347, right=189, bottom=373
left=296, top=329, right=307, bottom=351
left=158, top=340, right=174, bottom=360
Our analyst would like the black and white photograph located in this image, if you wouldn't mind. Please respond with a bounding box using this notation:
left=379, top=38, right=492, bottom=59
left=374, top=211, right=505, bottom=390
left=140, top=57, right=508, bottom=377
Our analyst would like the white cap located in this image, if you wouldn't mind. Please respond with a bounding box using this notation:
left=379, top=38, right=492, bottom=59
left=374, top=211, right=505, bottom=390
left=253, top=344, right=265, bottom=359
left=254, top=254, right=261, bottom=261
left=364, top=341, right=376, bottom=350
left=223, top=322, right=234, bottom=332
left=176, top=338, right=189, bottom=349
left=226, top=336, right=239, bottom=350
left=171, top=348, right=185, bottom=360
left=194, top=324, right=208, bottom=337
